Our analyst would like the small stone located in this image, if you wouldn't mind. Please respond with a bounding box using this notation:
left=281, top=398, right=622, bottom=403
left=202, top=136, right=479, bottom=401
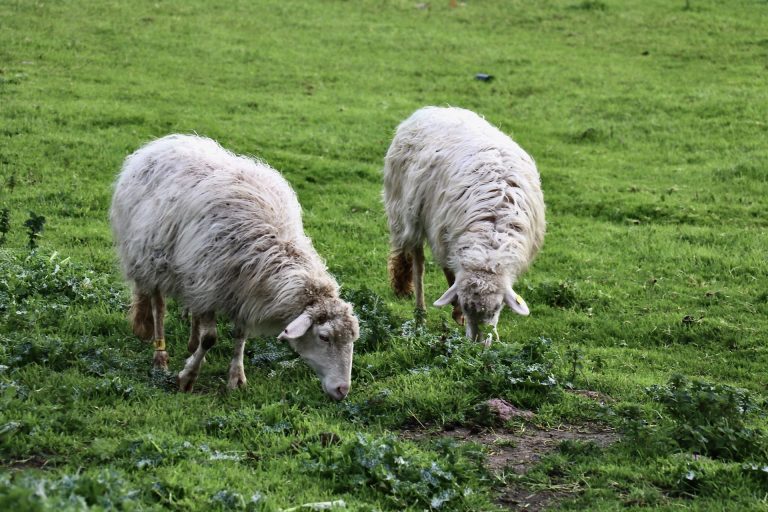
left=485, top=398, right=536, bottom=422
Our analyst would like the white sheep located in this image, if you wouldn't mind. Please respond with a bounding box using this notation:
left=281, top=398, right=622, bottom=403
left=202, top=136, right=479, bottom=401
left=110, top=134, right=359, bottom=400
left=383, top=106, right=545, bottom=343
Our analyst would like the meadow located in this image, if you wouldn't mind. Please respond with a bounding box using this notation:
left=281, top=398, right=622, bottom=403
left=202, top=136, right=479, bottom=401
left=1, top=0, right=768, bottom=510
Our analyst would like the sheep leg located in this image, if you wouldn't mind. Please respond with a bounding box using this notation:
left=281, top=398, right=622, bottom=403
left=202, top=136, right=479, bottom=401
left=442, top=268, right=464, bottom=326
left=178, top=312, right=216, bottom=392
left=227, top=327, right=247, bottom=390
left=413, top=245, right=425, bottom=312
left=387, top=247, right=414, bottom=298
left=151, top=290, right=169, bottom=370
left=186, top=313, right=208, bottom=363
left=187, top=313, right=200, bottom=354
left=129, top=289, right=154, bottom=340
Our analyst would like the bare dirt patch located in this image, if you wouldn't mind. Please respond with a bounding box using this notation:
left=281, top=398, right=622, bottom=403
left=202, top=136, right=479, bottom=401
left=402, top=421, right=618, bottom=511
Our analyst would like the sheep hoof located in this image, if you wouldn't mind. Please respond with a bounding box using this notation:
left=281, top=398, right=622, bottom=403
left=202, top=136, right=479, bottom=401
left=153, top=350, right=169, bottom=370
left=227, top=364, right=247, bottom=390
left=227, top=374, right=247, bottom=390
left=177, top=370, right=197, bottom=392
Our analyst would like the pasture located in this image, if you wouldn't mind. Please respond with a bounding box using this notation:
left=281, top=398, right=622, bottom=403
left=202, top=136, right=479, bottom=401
left=1, top=0, right=767, bottom=510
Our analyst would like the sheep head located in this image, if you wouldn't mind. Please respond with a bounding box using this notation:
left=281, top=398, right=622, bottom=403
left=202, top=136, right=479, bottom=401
left=433, top=270, right=529, bottom=344
left=278, top=298, right=359, bottom=400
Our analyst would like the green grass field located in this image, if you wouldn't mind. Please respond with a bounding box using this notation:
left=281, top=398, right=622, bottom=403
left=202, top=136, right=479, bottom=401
left=2, top=0, right=768, bottom=510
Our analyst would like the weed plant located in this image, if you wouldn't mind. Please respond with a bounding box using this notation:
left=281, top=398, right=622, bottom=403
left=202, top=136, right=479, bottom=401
left=0, top=209, right=9, bottom=246
left=304, top=433, right=488, bottom=510
left=646, top=375, right=768, bottom=461
left=23, top=213, right=45, bottom=250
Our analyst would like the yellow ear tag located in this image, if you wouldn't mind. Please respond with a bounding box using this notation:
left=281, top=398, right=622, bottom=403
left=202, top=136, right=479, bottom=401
left=515, top=294, right=524, bottom=305
left=154, top=338, right=166, bottom=351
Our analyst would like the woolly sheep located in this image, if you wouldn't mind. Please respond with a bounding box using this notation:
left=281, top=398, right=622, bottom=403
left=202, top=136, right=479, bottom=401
left=383, top=106, right=545, bottom=344
left=110, top=135, right=359, bottom=400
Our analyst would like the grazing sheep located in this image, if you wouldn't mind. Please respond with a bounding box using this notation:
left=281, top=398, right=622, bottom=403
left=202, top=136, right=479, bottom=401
left=383, top=106, right=545, bottom=344
left=110, top=135, right=359, bottom=400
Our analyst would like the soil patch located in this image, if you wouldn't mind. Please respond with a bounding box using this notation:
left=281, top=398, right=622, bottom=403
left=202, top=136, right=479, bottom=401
left=402, top=422, right=618, bottom=511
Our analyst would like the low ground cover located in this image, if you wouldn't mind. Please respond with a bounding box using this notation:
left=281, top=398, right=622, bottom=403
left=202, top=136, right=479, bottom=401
left=1, top=0, right=767, bottom=510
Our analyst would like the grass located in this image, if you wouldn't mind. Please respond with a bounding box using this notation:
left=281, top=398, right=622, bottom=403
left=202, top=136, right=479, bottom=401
left=1, top=0, right=768, bottom=509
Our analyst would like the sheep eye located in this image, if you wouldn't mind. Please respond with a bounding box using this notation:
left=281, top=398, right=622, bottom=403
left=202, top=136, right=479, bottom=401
left=319, top=333, right=330, bottom=343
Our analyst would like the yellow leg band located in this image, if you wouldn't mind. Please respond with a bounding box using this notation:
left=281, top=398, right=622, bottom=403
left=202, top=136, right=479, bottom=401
left=154, top=338, right=166, bottom=351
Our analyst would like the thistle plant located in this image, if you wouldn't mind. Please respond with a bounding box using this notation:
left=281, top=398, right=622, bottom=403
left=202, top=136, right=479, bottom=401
left=24, top=211, right=45, bottom=250
left=0, top=208, right=9, bottom=245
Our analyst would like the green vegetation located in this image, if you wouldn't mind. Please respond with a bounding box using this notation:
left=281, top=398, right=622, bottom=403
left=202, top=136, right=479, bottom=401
left=1, top=0, right=767, bottom=509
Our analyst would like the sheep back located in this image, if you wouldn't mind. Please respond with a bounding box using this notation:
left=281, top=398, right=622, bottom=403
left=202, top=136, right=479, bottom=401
left=383, top=106, right=545, bottom=278
left=110, top=134, right=336, bottom=333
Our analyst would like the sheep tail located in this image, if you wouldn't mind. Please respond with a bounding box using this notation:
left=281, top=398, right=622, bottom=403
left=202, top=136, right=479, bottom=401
left=388, top=249, right=414, bottom=298
left=129, top=290, right=154, bottom=340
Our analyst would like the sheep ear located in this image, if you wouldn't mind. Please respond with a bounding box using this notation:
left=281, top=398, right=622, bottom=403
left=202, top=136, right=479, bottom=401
left=278, top=312, right=313, bottom=341
left=504, top=288, right=530, bottom=316
left=433, top=283, right=459, bottom=307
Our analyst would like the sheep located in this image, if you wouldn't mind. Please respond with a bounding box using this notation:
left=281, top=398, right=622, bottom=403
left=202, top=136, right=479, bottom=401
left=110, top=134, right=359, bottom=400
left=383, top=106, right=545, bottom=344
